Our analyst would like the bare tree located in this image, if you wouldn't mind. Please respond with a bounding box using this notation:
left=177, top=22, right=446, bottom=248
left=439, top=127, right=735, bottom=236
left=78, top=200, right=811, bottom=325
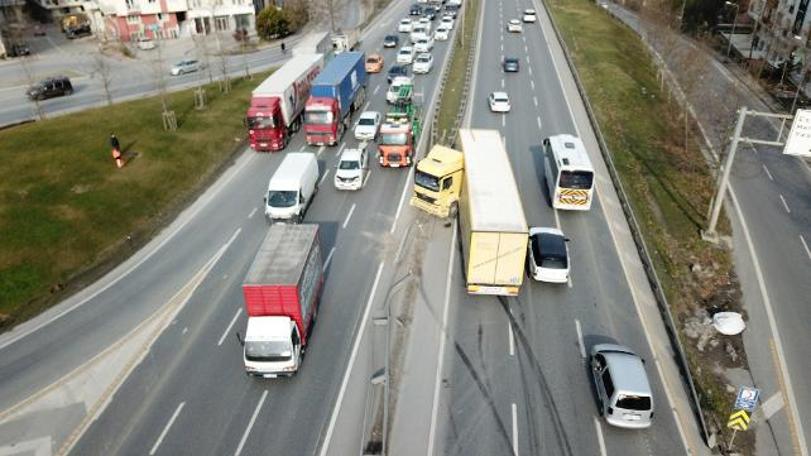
left=212, top=29, right=231, bottom=94
left=193, top=34, right=215, bottom=84
left=150, top=40, right=177, bottom=130
left=19, top=56, right=45, bottom=120
left=92, top=45, right=115, bottom=106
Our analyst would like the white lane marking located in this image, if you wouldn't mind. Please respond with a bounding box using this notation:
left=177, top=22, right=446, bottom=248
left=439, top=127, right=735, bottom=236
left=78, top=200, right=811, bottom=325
left=319, top=169, right=330, bottom=186
left=150, top=402, right=185, bottom=455
left=322, top=246, right=336, bottom=272
left=182, top=327, right=188, bottom=335
left=537, top=116, right=542, bottom=129
left=525, top=55, right=530, bottom=64
left=427, top=220, right=457, bottom=455
left=801, top=235, right=811, bottom=260
left=390, top=166, right=415, bottom=234
left=501, top=43, right=504, bottom=52
left=373, top=84, right=381, bottom=95
left=502, top=115, right=506, bottom=127
left=363, top=100, right=370, bottom=111
left=336, top=142, right=346, bottom=157
left=500, top=34, right=504, bottom=42
left=507, top=320, right=515, bottom=356
left=317, top=145, right=326, bottom=157
left=575, top=319, right=585, bottom=358
left=528, top=66, right=533, bottom=76
left=594, top=418, right=607, bottom=456
left=533, top=96, right=538, bottom=107
left=567, top=274, right=572, bottom=288
left=779, top=194, right=791, bottom=213
left=342, top=203, right=356, bottom=229
left=501, top=78, right=505, bottom=88
left=217, top=308, right=242, bottom=346
left=511, top=403, right=519, bottom=456
left=530, top=80, right=535, bottom=90
left=524, top=44, right=529, bottom=53
left=762, top=164, right=774, bottom=181
left=0, top=153, right=256, bottom=351
left=319, top=262, right=385, bottom=456
left=762, top=392, right=786, bottom=420
left=247, top=207, right=258, bottom=219
left=234, top=390, right=268, bottom=456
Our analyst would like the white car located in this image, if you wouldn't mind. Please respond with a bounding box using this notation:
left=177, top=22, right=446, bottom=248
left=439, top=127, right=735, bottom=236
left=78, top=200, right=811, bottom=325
left=397, top=46, right=416, bottom=64
left=507, top=19, right=522, bottom=33
left=136, top=37, right=156, bottom=50
left=522, top=9, right=537, bottom=23
left=440, top=15, right=455, bottom=29
left=170, top=59, right=201, bottom=76
left=414, top=37, right=434, bottom=53
left=418, top=17, right=432, bottom=29
left=527, top=227, right=570, bottom=283
left=410, top=26, right=429, bottom=43
left=334, top=146, right=370, bottom=191
left=488, top=91, right=511, bottom=112
left=413, top=53, right=434, bottom=74
left=354, top=111, right=381, bottom=141
left=387, top=76, right=413, bottom=103
left=399, top=18, right=413, bottom=33
left=435, top=24, right=451, bottom=41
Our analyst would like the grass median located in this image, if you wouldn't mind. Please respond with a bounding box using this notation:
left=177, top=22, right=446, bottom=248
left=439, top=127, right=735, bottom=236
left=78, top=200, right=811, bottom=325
left=0, top=72, right=271, bottom=330
left=549, top=0, right=746, bottom=449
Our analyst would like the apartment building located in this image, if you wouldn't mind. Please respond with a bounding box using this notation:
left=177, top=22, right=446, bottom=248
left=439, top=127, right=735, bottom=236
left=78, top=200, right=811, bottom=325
left=748, top=0, right=811, bottom=67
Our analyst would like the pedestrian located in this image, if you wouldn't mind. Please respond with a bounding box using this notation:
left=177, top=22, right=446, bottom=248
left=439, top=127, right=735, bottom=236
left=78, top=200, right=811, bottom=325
left=110, top=133, right=124, bottom=169
left=281, top=41, right=286, bottom=54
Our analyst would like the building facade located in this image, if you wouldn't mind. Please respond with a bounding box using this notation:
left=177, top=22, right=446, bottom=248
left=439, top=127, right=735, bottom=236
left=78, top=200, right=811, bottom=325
left=748, top=0, right=811, bottom=67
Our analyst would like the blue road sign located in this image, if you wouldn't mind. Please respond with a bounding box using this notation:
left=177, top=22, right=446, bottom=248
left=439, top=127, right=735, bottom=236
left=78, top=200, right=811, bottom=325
left=734, top=386, right=760, bottom=412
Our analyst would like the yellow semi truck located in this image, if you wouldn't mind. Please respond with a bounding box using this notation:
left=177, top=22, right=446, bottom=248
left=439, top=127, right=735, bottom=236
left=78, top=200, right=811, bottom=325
left=410, top=144, right=464, bottom=218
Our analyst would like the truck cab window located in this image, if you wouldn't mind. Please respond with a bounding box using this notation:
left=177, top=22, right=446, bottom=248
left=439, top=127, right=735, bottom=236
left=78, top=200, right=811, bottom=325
left=442, top=177, right=453, bottom=190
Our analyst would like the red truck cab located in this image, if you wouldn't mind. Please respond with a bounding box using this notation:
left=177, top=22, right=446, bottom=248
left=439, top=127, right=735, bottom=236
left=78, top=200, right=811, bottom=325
left=247, top=98, right=287, bottom=151
left=304, top=97, right=340, bottom=146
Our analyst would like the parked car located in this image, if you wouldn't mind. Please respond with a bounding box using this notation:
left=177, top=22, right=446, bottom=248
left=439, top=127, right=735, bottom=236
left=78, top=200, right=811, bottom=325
left=503, top=57, right=519, bottom=72
left=527, top=227, right=569, bottom=283
left=397, top=46, right=416, bottom=65
left=590, top=344, right=654, bottom=429
left=334, top=145, right=370, bottom=191
left=26, top=76, right=73, bottom=101
left=387, top=64, right=409, bottom=83
left=170, top=59, right=202, bottom=76
left=488, top=91, right=511, bottom=112
left=65, top=24, right=92, bottom=39
left=365, top=53, right=384, bottom=73
left=136, top=37, right=156, bottom=50
left=522, top=8, right=537, bottom=23
left=414, top=37, right=434, bottom=53
left=383, top=34, right=400, bottom=48
left=354, top=111, right=382, bottom=141
left=8, top=42, right=31, bottom=57
left=507, top=19, right=522, bottom=33
left=399, top=18, right=413, bottom=33
left=413, top=52, right=434, bottom=74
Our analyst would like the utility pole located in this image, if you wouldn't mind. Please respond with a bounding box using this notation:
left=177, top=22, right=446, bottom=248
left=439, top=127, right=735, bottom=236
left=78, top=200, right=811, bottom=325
left=725, top=1, right=740, bottom=58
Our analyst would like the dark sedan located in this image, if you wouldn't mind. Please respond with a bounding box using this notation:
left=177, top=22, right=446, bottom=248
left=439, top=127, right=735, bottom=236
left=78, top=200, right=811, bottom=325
left=410, top=4, right=422, bottom=15
left=387, top=65, right=409, bottom=84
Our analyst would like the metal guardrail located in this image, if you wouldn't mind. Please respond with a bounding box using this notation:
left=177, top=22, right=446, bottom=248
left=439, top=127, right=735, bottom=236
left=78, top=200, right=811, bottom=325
left=537, top=0, right=711, bottom=446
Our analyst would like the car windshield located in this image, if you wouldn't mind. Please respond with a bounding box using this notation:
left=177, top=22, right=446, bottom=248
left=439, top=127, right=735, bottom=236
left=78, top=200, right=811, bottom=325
left=245, top=340, right=292, bottom=362
left=559, top=170, right=594, bottom=189
left=417, top=56, right=430, bottom=62
left=616, top=394, right=652, bottom=411
left=305, top=110, right=333, bottom=124
left=339, top=159, right=360, bottom=170
left=506, top=59, right=518, bottom=65
left=367, top=57, right=380, bottom=64
left=381, top=133, right=408, bottom=145
left=267, top=190, right=297, bottom=208
left=359, top=117, right=376, bottom=126
left=532, top=234, right=568, bottom=269
left=415, top=170, right=440, bottom=191
left=247, top=115, right=274, bottom=129
left=494, top=95, right=508, bottom=103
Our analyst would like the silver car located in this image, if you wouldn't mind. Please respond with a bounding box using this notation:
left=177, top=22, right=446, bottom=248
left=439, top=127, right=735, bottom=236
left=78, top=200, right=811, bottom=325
left=590, top=344, right=654, bottom=429
left=170, top=59, right=201, bottom=76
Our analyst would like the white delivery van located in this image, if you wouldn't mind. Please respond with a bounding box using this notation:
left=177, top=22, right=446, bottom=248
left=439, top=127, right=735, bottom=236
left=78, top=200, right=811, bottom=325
left=264, top=153, right=319, bottom=223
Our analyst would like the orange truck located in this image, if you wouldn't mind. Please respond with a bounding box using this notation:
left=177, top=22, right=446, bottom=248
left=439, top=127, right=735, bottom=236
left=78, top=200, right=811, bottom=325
left=377, top=112, right=414, bottom=167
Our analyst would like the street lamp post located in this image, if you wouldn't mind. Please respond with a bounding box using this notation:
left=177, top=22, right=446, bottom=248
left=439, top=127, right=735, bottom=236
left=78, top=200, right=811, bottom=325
left=748, top=0, right=765, bottom=60
left=725, top=1, right=740, bottom=58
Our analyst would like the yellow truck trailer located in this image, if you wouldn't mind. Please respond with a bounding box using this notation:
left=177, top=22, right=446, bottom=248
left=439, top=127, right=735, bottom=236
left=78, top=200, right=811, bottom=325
left=457, top=129, right=528, bottom=296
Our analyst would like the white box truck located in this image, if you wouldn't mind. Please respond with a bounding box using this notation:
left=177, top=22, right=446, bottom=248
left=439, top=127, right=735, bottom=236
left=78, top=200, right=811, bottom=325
left=264, top=153, right=320, bottom=223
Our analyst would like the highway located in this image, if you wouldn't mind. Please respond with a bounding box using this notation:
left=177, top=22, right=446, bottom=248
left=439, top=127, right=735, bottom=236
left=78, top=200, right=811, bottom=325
left=427, top=0, right=693, bottom=454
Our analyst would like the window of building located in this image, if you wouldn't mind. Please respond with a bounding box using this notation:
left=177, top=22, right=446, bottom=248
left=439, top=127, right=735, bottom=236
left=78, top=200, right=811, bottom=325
left=157, top=13, right=164, bottom=21
left=215, top=16, right=229, bottom=31
left=126, top=14, right=140, bottom=24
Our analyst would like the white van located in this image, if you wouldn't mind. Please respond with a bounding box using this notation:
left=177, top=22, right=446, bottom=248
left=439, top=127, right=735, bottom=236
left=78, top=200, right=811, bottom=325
left=264, top=153, right=319, bottom=223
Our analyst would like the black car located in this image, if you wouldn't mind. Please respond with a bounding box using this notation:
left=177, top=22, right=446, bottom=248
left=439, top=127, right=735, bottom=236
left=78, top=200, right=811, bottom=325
left=503, top=57, right=519, bottom=72
left=423, top=6, right=438, bottom=20
left=383, top=34, right=399, bottom=48
left=66, top=24, right=92, bottom=39
left=387, top=65, right=409, bottom=84
left=27, top=76, right=73, bottom=101
left=444, top=4, right=460, bottom=18
left=8, top=42, right=31, bottom=57
left=409, top=4, right=422, bottom=15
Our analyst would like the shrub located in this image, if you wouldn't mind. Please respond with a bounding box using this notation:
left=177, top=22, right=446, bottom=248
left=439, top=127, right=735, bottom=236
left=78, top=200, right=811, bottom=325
left=256, top=6, right=290, bottom=40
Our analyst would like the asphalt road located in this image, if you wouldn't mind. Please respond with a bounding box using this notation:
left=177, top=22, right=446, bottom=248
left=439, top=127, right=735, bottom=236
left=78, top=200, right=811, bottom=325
left=55, top=3, right=458, bottom=456
left=430, top=0, right=689, bottom=454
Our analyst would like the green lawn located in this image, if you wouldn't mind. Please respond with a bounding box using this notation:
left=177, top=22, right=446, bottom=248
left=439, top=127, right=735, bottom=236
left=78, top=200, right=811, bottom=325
left=0, top=72, right=271, bottom=328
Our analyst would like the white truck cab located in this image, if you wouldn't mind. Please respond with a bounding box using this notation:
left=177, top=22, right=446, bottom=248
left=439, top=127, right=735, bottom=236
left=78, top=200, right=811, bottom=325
left=243, top=316, right=302, bottom=378
left=264, top=153, right=319, bottom=223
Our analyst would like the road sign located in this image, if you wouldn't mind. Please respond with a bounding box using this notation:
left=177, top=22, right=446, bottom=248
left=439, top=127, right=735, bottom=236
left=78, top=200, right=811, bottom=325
left=727, top=410, right=750, bottom=431
left=784, top=109, right=811, bottom=157
left=734, top=386, right=760, bottom=412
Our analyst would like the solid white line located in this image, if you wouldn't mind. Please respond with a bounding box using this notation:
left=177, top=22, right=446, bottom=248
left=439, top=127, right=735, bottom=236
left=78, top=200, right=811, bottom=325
left=575, top=319, right=585, bottom=359
left=390, top=166, right=415, bottom=234
left=319, top=169, right=330, bottom=186
left=779, top=194, right=791, bottom=213
left=234, top=390, right=268, bottom=456
left=762, top=164, right=774, bottom=181
left=594, top=418, right=607, bottom=456
left=533, top=96, right=538, bottom=107
left=342, top=203, right=356, bottom=228
left=322, top=246, right=336, bottom=272
left=150, top=402, right=185, bottom=455
left=537, top=116, right=542, bottom=129
left=217, top=308, right=242, bottom=346
left=801, top=235, right=811, bottom=260
left=247, top=207, right=257, bottom=219
left=508, top=322, right=515, bottom=356
left=373, top=84, right=381, bottom=95
left=530, top=80, right=535, bottom=90
left=319, top=262, right=385, bottom=456
left=511, top=403, right=519, bottom=456
left=426, top=220, right=457, bottom=455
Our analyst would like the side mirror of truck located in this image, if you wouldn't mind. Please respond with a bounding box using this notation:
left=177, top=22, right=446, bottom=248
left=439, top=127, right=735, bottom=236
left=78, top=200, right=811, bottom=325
left=235, top=332, right=244, bottom=346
